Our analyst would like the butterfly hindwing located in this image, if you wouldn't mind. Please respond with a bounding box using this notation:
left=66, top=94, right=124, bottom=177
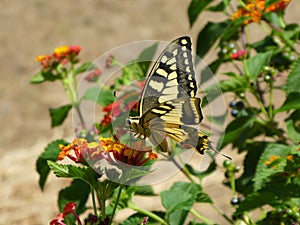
left=128, top=36, right=209, bottom=154
left=140, top=97, right=203, bottom=126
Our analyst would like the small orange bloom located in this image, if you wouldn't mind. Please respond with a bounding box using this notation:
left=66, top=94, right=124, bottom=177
left=265, top=155, right=281, bottom=166
left=286, top=155, right=293, bottom=161
left=231, top=0, right=291, bottom=25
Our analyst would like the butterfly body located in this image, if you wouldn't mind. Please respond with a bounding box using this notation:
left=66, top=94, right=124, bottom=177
left=128, top=36, right=209, bottom=154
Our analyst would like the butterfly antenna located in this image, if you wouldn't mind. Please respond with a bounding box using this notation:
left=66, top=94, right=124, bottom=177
left=208, top=142, right=232, bottom=161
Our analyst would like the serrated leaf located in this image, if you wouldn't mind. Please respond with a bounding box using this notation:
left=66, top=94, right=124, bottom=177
left=30, top=70, right=61, bottom=84
left=245, top=51, right=273, bottom=81
left=196, top=21, right=228, bottom=58
left=275, top=92, right=300, bottom=112
left=235, top=192, right=277, bottom=215
left=58, top=179, right=90, bottom=215
left=286, top=56, right=300, bottom=94
left=82, top=87, right=115, bottom=106
left=253, top=143, right=291, bottom=191
left=219, top=75, right=249, bottom=93
left=161, top=190, right=194, bottom=212
left=119, top=213, right=145, bottom=225
left=286, top=110, right=300, bottom=142
left=47, top=161, right=99, bottom=190
left=188, top=0, right=211, bottom=27
left=75, top=62, right=98, bottom=75
left=49, top=104, right=72, bottom=127
left=169, top=209, right=189, bottom=225
left=36, top=139, right=69, bottom=190
left=235, top=142, right=267, bottom=195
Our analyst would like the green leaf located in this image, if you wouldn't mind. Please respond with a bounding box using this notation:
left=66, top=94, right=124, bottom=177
left=221, top=116, right=255, bottom=149
left=49, top=104, right=72, bottom=127
left=265, top=0, right=282, bottom=8
left=253, top=143, right=291, bottom=191
left=169, top=209, right=188, bottom=225
left=276, top=92, right=300, bottom=112
left=245, top=51, right=273, bottom=81
left=188, top=0, right=211, bottom=27
left=220, top=17, right=247, bottom=42
left=207, top=0, right=229, bottom=12
left=136, top=42, right=158, bottom=75
left=58, top=179, right=90, bottom=215
left=74, top=62, right=97, bottom=75
left=161, top=181, right=210, bottom=219
left=36, top=139, right=69, bottom=190
left=47, top=161, right=99, bottom=190
left=119, top=213, right=146, bottom=225
left=196, top=21, right=228, bottom=58
left=161, top=190, right=194, bottom=212
left=207, top=58, right=222, bottom=74
left=30, top=70, right=61, bottom=84
left=235, top=142, right=267, bottom=195
left=82, top=87, right=115, bottom=106
left=286, top=56, right=300, bottom=94
left=185, top=160, right=217, bottom=180
left=286, top=110, right=300, bottom=142
left=133, top=185, right=156, bottom=196
left=235, top=192, right=277, bottom=215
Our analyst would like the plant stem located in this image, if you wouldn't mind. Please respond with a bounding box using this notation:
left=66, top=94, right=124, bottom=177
left=109, top=185, right=123, bottom=225
left=211, top=205, right=234, bottom=224
left=171, top=157, right=194, bottom=183
left=91, top=190, right=98, bottom=218
left=128, top=201, right=168, bottom=225
left=190, top=208, right=215, bottom=224
left=100, top=194, right=106, bottom=222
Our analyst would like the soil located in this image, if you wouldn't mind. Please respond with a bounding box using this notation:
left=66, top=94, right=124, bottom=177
left=0, top=1, right=298, bottom=224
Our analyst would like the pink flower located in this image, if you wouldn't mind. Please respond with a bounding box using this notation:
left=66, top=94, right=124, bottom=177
left=231, top=50, right=247, bottom=59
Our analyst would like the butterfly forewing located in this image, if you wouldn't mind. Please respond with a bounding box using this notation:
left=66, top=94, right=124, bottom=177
left=139, top=36, right=197, bottom=115
left=128, top=36, right=209, bottom=154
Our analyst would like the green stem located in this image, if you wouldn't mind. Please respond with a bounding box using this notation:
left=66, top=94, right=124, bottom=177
left=190, top=208, right=215, bottom=224
left=171, top=157, right=194, bottom=183
left=100, top=194, right=106, bottom=222
left=109, top=185, right=123, bottom=225
left=268, top=79, right=274, bottom=120
left=91, top=190, right=98, bottom=218
left=128, top=201, right=168, bottom=225
left=211, top=205, right=234, bottom=224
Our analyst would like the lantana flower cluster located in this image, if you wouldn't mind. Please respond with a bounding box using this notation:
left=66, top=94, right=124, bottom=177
left=58, top=137, right=158, bottom=166
left=231, top=0, right=291, bottom=25
left=36, top=45, right=81, bottom=70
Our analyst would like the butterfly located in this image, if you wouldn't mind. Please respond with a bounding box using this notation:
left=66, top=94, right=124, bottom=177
left=127, top=36, right=210, bottom=155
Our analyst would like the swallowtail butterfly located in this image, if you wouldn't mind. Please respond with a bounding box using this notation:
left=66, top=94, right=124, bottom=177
left=128, top=36, right=209, bottom=154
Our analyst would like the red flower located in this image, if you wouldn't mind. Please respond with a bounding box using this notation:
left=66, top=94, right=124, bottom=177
left=85, top=68, right=102, bottom=82
left=231, top=50, right=247, bottom=59
left=63, top=202, right=76, bottom=216
left=50, top=213, right=65, bottom=225
left=105, top=53, right=115, bottom=68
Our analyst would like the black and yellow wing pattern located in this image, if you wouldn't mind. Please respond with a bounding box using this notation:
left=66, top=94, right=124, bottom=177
left=128, top=36, right=209, bottom=154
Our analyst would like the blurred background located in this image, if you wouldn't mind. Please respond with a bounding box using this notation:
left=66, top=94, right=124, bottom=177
left=0, top=1, right=298, bottom=224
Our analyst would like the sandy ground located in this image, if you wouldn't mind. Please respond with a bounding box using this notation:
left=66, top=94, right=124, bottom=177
left=0, top=1, right=299, bottom=224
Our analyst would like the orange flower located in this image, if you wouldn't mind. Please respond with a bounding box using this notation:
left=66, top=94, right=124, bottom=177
left=266, top=0, right=291, bottom=12
left=231, top=0, right=291, bottom=25
left=265, top=155, right=281, bottom=166
left=286, top=155, right=293, bottom=161
left=58, top=137, right=158, bottom=166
